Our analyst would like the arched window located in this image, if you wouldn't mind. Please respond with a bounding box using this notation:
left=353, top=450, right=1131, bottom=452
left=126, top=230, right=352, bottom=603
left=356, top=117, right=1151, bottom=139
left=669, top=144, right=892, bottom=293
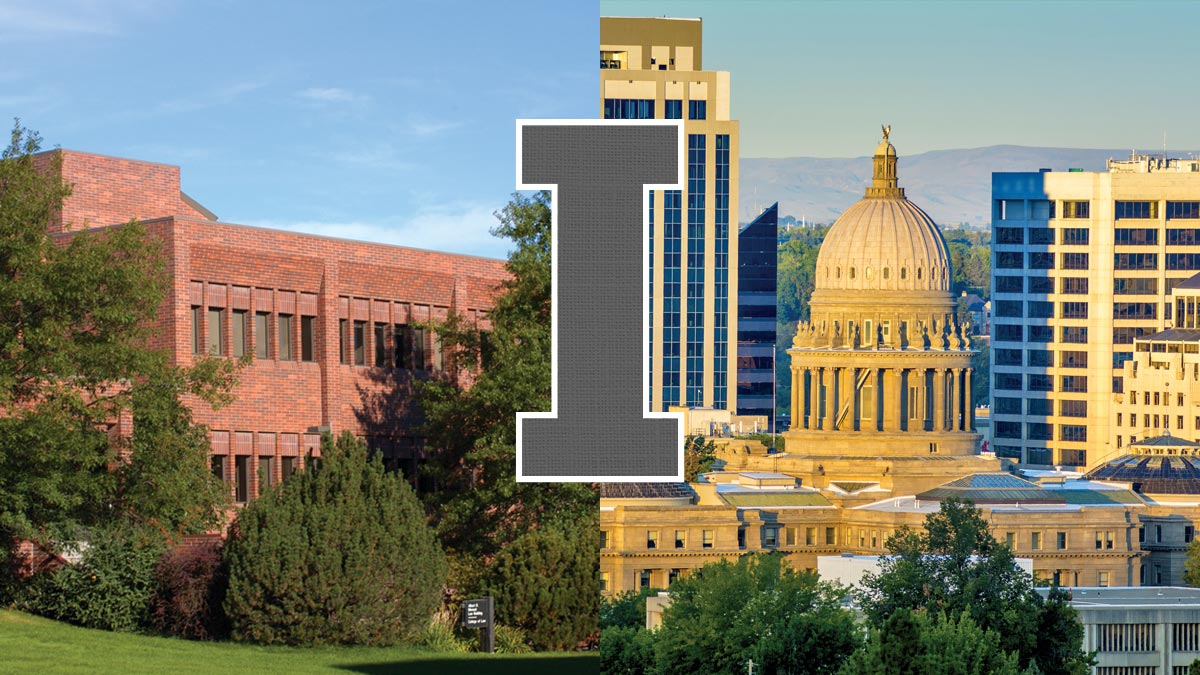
left=900, top=267, right=907, bottom=280
left=836, top=267, right=841, bottom=279
left=883, top=267, right=890, bottom=280
left=917, top=267, right=923, bottom=280
left=850, top=267, right=856, bottom=280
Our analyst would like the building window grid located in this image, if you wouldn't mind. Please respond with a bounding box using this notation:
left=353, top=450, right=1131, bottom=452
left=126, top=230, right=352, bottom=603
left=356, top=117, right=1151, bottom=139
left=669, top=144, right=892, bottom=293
left=663, top=190, right=682, bottom=408
left=603, top=98, right=654, bottom=120
left=1097, top=623, right=1156, bottom=652
left=713, top=135, right=730, bottom=408
left=685, top=134, right=706, bottom=406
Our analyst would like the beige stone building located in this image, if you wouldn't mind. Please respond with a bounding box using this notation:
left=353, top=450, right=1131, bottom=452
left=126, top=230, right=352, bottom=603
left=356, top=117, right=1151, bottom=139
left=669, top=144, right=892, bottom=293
left=992, top=155, right=1200, bottom=469
left=600, top=17, right=739, bottom=412
left=601, top=132, right=1174, bottom=597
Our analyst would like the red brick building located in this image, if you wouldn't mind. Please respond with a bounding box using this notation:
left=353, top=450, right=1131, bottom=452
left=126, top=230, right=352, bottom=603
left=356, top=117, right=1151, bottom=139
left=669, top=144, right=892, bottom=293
left=41, top=150, right=508, bottom=505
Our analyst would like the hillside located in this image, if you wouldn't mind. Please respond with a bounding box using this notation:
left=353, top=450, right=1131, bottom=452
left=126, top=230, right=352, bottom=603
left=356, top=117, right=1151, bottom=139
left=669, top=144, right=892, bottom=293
left=739, top=146, right=1173, bottom=227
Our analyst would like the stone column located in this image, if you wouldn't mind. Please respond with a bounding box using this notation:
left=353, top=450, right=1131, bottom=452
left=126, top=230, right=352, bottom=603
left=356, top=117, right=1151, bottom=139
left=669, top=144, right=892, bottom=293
left=824, top=367, right=837, bottom=431
left=886, top=368, right=903, bottom=432
left=809, top=366, right=820, bottom=430
left=933, top=368, right=946, bottom=432
left=849, top=367, right=860, bottom=431
left=795, top=368, right=807, bottom=430
left=965, top=368, right=974, bottom=432
left=950, top=368, right=961, bottom=431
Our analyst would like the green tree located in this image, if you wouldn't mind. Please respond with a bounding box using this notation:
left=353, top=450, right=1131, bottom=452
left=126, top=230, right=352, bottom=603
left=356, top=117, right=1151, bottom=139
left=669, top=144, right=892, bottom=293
left=480, top=517, right=599, bottom=650
left=601, top=625, right=657, bottom=675
left=655, top=553, right=859, bottom=675
left=684, top=435, right=717, bottom=482
left=223, top=432, right=446, bottom=646
left=775, top=226, right=828, bottom=417
left=602, top=586, right=663, bottom=629
left=1190, top=657, right=1200, bottom=675
left=859, top=498, right=1093, bottom=674
left=840, top=610, right=1024, bottom=675
left=0, top=123, right=236, bottom=573
left=1184, top=538, right=1200, bottom=587
left=418, top=192, right=597, bottom=561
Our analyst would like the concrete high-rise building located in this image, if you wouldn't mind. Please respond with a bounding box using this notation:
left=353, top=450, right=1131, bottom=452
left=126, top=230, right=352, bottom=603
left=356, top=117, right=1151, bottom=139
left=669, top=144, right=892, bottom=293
left=736, top=203, right=778, bottom=427
left=991, top=155, right=1200, bottom=468
left=600, top=16, right=739, bottom=412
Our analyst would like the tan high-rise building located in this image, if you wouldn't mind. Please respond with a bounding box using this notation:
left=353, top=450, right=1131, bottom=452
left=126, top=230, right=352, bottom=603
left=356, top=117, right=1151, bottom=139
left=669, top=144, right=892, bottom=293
left=992, top=156, right=1200, bottom=468
left=600, top=17, right=739, bottom=412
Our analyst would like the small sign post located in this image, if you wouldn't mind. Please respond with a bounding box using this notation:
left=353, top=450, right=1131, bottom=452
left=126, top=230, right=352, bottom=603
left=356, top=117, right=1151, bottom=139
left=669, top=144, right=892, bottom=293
left=461, top=596, right=494, bottom=653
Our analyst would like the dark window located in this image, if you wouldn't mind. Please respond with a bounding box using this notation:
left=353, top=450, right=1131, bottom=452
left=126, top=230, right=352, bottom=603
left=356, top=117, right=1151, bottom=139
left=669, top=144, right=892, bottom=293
left=1028, top=301, right=1054, bottom=318
left=281, top=456, right=296, bottom=481
left=996, top=276, right=1023, bottom=293
left=1027, top=423, right=1053, bottom=440
left=1061, top=253, right=1089, bottom=270
left=1060, top=302, right=1088, bottom=319
left=1060, top=449, right=1086, bottom=466
left=1027, top=350, right=1053, bottom=367
left=278, top=314, right=293, bottom=361
left=235, top=455, right=250, bottom=503
left=1060, top=277, right=1088, bottom=294
left=210, top=455, right=226, bottom=482
left=1115, top=253, right=1158, bottom=270
left=393, top=325, right=411, bottom=368
left=996, top=252, right=1024, bottom=269
left=1061, top=375, right=1088, bottom=393
left=688, top=100, right=706, bottom=120
left=412, top=327, right=427, bottom=369
left=994, top=397, right=1022, bottom=415
left=664, top=100, right=682, bottom=119
left=207, top=309, right=223, bottom=356
left=258, top=456, right=274, bottom=492
left=431, top=333, right=443, bottom=372
left=1115, top=200, right=1158, bottom=220
left=232, top=310, right=247, bottom=358
left=996, top=227, right=1023, bottom=244
left=995, top=373, right=1023, bottom=391
left=1028, top=398, right=1052, bottom=416
left=191, top=306, right=202, bottom=354
left=256, top=312, right=270, bottom=359
left=1114, top=278, right=1157, bottom=295
left=1114, top=228, right=1158, bottom=245
left=1168, top=228, right=1200, bottom=245
left=1113, top=302, right=1156, bottom=320
left=603, top=98, right=654, bottom=119
left=1028, top=276, right=1055, bottom=293
left=1028, top=252, right=1054, bottom=269
left=301, top=316, right=315, bottom=362
left=1060, top=351, right=1087, bottom=368
left=1028, top=325, right=1054, bottom=343
left=1113, top=352, right=1132, bottom=368
left=1029, top=228, right=1055, bottom=245
left=995, top=324, right=1023, bottom=342
left=1061, top=228, right=1089, bottom=245
left=374, top=323, right=387, bottom=367
left=1168, top=202, right=1200, bottom=220
left=995, top=349, right=1022, bottom=366
left=1114, top=327, right=1150, bottom=344
left=353, top=320, right=365, bottom=365
left=995, top=421, right=1022, bottom=438
left=1062, top=201, right=1090, bottom=219
left=1061, top=425, right=1087, bottom=442
left=1168, top=253, right=1200, bottom=270
left=996, top=300, right=1023, bottom=318
left=1061, top=326, right=1088, bottom=344
left=1028, top=374, right=1053, bottom=392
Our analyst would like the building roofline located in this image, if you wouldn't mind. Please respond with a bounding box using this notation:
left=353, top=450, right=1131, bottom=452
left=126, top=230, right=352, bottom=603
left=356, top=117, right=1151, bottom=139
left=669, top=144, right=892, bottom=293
left=601, top=15, right=702, bottom=21
left=69, top=216, right=509, bottom=265
left=34, top=148, right=182, bottom=171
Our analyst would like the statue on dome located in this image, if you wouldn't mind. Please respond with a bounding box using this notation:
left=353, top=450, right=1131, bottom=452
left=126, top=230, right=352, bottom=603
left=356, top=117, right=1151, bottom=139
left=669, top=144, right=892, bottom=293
left=882, top=124, right=891, bottom=141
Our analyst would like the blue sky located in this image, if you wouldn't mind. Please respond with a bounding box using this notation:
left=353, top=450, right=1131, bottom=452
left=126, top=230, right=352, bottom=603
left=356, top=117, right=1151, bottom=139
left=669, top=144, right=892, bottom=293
left=603, top=1, right=1200, bottom=159
left=3, top=0, right=595, bottom=259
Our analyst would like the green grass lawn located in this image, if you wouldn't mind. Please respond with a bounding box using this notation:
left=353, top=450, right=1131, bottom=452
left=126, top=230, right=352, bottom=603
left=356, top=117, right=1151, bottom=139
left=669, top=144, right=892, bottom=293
left=0, top=610, right=598, bottom=675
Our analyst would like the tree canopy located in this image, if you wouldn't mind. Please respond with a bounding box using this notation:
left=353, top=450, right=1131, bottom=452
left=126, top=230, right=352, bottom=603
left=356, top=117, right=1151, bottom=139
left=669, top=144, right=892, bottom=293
left=0, top=123, right=237, bottom=565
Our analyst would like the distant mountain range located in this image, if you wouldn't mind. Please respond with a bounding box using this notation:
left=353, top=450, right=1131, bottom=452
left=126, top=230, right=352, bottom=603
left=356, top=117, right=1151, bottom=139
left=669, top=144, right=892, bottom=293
left=739, top=146, right=1186, bottom=228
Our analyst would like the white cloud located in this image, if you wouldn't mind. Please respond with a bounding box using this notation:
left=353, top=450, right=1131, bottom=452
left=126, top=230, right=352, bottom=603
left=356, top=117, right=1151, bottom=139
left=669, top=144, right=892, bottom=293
left=242, top=203, right=509, bottom=259
left=405, top=119, right=461, bottom=137
left=297, top=87, right=370, bottom=104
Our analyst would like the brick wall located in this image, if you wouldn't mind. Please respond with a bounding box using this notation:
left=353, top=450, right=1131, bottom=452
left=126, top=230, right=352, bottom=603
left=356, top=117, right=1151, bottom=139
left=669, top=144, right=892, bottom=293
left=45, top=150, right=510, bottom=508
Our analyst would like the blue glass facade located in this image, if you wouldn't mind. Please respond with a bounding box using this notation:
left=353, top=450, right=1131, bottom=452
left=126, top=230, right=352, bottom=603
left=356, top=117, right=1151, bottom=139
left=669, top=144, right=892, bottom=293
left=663, top=190, right=682, bottom=408
left=736, top=204, right=778, bottom=424
left=665, top=100, right=683, bottom=119
left=714, top=135, right=730, bottom=409
left=688, top=100, right=707, bottom=120
left=686, top=134, right=706, bottom=406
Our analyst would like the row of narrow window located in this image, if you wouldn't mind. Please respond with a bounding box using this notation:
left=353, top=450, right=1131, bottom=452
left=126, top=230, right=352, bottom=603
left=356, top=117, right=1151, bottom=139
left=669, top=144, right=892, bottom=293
left=192, top=306, right=315, bottom=362
left=996, top=199, right=1200, bottom=221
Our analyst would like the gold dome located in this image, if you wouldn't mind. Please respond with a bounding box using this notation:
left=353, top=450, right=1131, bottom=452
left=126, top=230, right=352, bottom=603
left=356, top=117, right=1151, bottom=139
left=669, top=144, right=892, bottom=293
left=815, top=128, right=950, bottom=293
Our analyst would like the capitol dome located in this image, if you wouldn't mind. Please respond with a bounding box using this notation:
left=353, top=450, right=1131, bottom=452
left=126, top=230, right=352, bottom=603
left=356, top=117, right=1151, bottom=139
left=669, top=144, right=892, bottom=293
left=815, top=128, right=950, bottom=293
